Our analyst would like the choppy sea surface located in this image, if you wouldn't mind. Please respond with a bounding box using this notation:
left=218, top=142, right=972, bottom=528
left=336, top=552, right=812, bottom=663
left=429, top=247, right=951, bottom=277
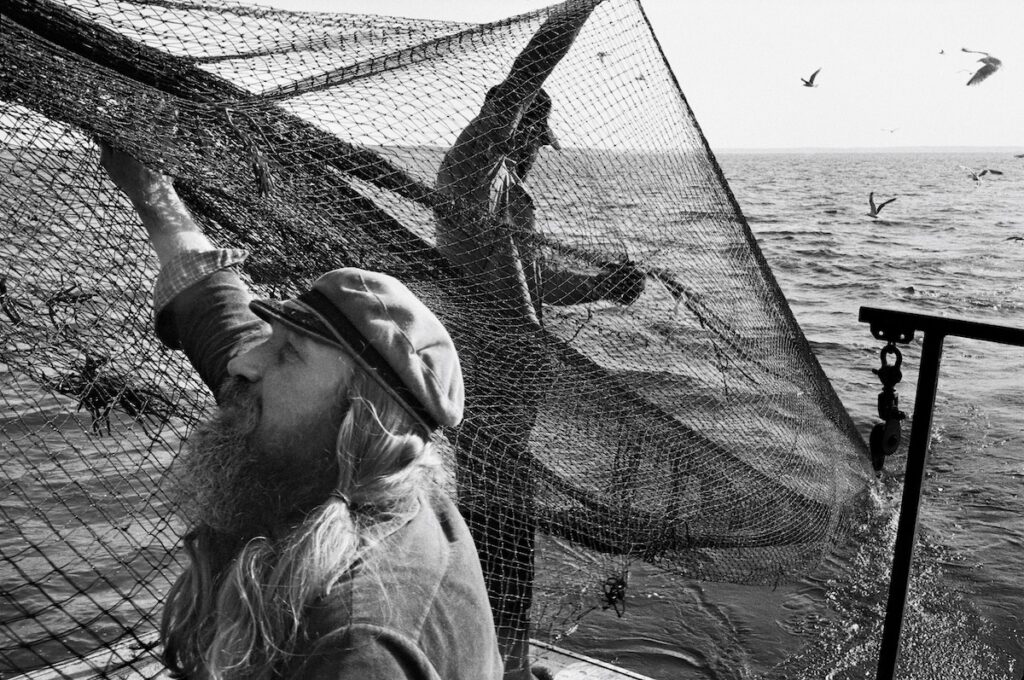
left=558, top=151, right=1024, bottom=679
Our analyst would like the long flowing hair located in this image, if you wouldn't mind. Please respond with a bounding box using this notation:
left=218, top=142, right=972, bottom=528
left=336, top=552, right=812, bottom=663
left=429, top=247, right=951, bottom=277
left=161, top=367, right=440, bottom=680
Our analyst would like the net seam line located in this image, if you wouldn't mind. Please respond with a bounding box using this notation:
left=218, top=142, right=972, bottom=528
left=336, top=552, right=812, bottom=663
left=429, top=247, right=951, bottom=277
left=252, top=0, right=602, bottom=101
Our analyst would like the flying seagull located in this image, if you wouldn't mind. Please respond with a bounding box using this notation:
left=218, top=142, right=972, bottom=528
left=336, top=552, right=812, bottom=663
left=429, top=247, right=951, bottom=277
left=867, top=192, right=896, bottom=219
left=801, top=68, right=821, bottom=87
left=962, top=48, right=1002, bottom=86
left=959, top=165, right=1003, bottom=182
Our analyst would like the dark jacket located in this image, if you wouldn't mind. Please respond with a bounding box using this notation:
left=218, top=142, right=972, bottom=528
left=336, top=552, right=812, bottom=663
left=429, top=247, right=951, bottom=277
left=291, top=491, right=503, bottom=680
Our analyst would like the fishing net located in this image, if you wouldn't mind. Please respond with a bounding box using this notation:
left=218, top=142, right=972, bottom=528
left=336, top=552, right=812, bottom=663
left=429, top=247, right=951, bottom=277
left=0, top=0, right=872, bottom=676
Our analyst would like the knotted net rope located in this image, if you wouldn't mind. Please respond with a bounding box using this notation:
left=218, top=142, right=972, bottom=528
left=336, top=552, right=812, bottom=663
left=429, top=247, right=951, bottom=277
left=0, top=0, right=872, bottom=675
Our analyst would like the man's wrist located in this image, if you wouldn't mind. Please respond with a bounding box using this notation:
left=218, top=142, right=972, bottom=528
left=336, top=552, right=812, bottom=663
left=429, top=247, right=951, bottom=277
left=149, top=232, right=218, bottom=266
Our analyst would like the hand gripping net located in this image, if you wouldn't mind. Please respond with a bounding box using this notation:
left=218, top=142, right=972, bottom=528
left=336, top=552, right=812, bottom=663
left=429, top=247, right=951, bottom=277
left=0, top=0, right=871, bottom=676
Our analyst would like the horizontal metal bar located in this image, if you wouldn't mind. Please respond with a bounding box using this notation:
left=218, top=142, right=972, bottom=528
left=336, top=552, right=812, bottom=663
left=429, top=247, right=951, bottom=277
left=859, top=306, right=1024, bottom=347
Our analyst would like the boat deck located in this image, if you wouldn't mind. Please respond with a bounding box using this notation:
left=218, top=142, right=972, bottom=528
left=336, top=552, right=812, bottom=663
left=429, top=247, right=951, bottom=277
left=530, top=640, right=655, bottom=679
left=13, top=635, right=655, bottom=680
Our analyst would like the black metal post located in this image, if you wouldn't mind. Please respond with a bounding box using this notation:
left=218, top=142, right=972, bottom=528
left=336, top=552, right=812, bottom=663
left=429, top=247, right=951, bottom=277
left=875, top=331, right=946, bottom=680
left=859, top=305, right=1024, bottom=679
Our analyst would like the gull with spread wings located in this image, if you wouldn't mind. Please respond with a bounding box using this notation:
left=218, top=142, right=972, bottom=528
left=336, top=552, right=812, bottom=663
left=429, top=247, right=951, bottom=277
left=962, top=48, right=1002, bottom=86
left=959, top=165, right=1003, bottom=182
left=801, top=68, right=821, bottom=87
left=867, top=192, right=896, bottom=219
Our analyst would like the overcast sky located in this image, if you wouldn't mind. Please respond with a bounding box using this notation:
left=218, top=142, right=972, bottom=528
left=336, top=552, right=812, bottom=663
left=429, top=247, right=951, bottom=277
left=250, top=0, right=1024, bottom=151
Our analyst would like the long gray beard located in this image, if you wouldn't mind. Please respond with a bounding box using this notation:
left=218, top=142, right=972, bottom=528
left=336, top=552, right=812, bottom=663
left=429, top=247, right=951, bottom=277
left=168, top=379, right=332, bottom=539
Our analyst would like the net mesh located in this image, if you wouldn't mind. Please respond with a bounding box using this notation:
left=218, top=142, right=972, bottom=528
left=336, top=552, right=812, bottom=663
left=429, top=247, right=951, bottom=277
left=1, top=0, right=872, bottom=676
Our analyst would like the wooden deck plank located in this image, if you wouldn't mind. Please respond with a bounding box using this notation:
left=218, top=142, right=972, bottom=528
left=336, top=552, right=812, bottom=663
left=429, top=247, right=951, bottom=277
left=530, top=640, right=656, bottom=679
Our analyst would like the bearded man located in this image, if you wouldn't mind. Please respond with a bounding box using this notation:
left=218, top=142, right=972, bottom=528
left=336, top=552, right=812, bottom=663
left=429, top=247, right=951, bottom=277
left=99, top=143, right=502, bottom=680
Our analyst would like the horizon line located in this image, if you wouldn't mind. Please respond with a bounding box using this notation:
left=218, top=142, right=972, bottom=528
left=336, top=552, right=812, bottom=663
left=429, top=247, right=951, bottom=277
left=713, top=145, right=1024, bottom=154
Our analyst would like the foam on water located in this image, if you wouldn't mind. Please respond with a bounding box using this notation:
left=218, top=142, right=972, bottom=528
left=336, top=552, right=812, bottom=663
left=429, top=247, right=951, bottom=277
left=719, top=151, right=1024, bottom=679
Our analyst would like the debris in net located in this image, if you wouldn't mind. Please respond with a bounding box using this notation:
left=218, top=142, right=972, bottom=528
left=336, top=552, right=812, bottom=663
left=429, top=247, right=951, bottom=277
left=43, top=277, right=95, bottom=328
left=225, top=108, right=276, bottom=198
left=0, top=275, right=32, bottom=326
left=48, top=353, right=177, bottom=437
left=601, top=571, right=628, bottom=617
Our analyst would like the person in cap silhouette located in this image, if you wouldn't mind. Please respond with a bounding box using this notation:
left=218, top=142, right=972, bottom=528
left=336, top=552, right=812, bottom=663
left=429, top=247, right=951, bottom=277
left=435, top=2, right=642, bottom=678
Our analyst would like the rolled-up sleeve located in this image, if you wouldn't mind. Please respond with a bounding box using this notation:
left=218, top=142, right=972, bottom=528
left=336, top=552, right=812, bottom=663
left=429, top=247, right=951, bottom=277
left=153, top=248, right=249, bottom=319
left=153, top=248, right=268, bottom=398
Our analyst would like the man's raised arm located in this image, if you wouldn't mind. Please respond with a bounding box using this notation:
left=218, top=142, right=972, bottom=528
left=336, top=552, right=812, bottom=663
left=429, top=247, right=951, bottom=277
left=98, top=142, right=215, bottom=265
left=98, top=142, right=265, bottom=396
left=450, top=0, right=603, bottom=145
left=490, top=0, right=603, bottom=112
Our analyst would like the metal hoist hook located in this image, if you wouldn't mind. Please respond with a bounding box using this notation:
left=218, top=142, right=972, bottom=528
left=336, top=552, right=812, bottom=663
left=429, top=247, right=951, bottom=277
left=869, top=341, right=907, bottom=471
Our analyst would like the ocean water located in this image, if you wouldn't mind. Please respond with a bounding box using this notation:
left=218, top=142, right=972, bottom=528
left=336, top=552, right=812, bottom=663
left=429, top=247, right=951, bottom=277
left=736, top=150, right=1024, bottom=680
left=557, top=151, right=1024, bottom=679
